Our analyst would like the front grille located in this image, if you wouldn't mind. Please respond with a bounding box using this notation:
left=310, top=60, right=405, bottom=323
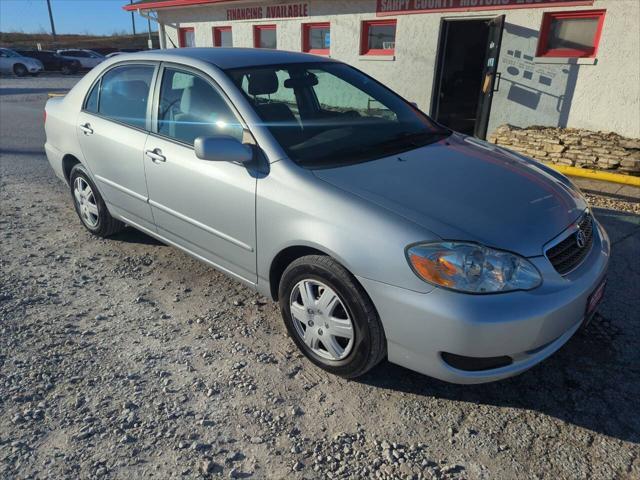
left=546, top=212, right=594, bottom=275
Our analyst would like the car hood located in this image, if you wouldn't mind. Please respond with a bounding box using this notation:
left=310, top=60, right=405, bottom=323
left=312, top=133, right=587, bottom=257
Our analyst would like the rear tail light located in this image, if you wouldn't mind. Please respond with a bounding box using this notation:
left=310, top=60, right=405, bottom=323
left=43, top=109, right=47, bottom=124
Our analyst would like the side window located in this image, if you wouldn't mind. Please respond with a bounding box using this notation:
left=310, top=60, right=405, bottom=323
left=157, top=68, right=243, bottom=145
left=310, top=69, right=397, bottom=122
left=84, top=81, right=100, bottom=113
left=98, top=65, right=154, bottom=129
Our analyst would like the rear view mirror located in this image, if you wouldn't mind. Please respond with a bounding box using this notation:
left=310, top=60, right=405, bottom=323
left=194, top=135, right=253, bottom=163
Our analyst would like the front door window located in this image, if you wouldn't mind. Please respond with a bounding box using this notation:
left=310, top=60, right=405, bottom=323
left=157, top=68, right=243, bottom=145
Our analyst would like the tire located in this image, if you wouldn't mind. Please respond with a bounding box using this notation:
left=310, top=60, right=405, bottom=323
left=13, top=63, right=27, bottom=77
left=279, top=255, right=386, bottom=378
left=61, top=65, right=71, bottom=75
left=69, top=164, right=124, bottom=237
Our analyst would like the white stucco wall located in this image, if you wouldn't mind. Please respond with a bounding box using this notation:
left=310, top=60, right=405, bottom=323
left=152, top=0, right=639, bottom=138
left=487, top=0, right=640, bottom=138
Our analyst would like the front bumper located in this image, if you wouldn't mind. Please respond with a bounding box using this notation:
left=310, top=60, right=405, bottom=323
left=358, top=220, right=610, bottom=384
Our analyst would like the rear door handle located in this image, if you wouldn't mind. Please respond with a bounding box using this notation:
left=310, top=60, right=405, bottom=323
left=79, top=123, right=93, bottom=135
left=145, top=148, right=166, bottom=163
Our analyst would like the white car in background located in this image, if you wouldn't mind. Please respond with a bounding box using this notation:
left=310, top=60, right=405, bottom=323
left=0, top=47, right=44, bottom=76
left=56, top=49, right=105, bottom=69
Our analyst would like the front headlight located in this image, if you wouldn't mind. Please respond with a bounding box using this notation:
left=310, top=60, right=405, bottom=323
left=406, top=242, right=542, bottom=293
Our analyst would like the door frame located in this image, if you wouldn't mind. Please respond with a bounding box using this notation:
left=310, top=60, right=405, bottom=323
left=473, top=14, right=505, bottom=140
left=429, top=16, right=502, bottom=138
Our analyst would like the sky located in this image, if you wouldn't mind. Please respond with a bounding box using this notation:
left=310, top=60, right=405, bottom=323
left=0, top=0, right=156, bottom=36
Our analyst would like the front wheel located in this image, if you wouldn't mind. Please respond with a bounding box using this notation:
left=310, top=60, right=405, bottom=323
left=279, top=255, right=386, bottom=378
left=61, top=65, right=71, bottom=75
left=13, top=64, right=27, bottom=77
left=69, top=164, right=124, bottom=237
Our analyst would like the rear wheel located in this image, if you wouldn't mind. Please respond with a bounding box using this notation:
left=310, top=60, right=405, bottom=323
left=279, top=255, right=386, bottom=378
left=69, top=164, right=124, bottom=237
left=61, top=64, right=71, bottom=75
left=13, top=64, right=27, bottom=77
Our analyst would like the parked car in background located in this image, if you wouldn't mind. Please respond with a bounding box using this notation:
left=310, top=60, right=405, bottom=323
left=43, top=49, right=609, bottom=383
left=0, top=47, right=43, bottom=76
left=56, top=49, right=104, bottom=69
left=14, top=49, right=81, bottom=75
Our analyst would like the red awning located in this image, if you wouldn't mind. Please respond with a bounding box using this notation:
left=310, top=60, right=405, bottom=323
left=123, top=0, right=243, bottom=12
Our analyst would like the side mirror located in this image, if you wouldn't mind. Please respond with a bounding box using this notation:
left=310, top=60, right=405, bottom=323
left=194, top=135, right=253, bottom=163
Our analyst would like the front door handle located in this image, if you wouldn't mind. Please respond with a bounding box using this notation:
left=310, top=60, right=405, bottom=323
left=145, top=148, right=166, bottom=163
left=79, top=123, right=93, bottom=135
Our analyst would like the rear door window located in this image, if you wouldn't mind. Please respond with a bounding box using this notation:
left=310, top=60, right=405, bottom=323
left=97, top=64, right=154, bottom=129
left=84, top=81, right=100, bottom=113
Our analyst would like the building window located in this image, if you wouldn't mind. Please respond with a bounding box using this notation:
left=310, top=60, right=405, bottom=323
left=213, top=26, right=232, bottom=47
left=536, top=10, right=606, bottom=58
left=361, top=20, right=396, bottom=55
left=302, top=22, right=330, bottom=55
left=254, top=25, right=277, bottom=49
left=178, top=27, right=195, bottom=48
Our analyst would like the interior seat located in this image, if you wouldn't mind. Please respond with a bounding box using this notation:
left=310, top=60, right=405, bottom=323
left=174, top=77, right=230, bottom=144
left=247, top=70, right=303, bottom=146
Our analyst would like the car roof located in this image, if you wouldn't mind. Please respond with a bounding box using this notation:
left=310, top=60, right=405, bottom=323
left=130, top=47, right=337, bottom=70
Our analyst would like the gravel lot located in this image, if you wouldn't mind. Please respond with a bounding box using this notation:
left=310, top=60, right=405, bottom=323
left=1, top=75, right=639, bottom=480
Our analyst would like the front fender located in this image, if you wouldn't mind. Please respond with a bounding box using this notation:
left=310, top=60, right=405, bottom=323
left=256, top=160, right=438, bottom=296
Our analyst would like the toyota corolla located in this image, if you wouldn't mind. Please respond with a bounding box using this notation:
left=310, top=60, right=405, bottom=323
left=43, top=49, right=609, bottom=383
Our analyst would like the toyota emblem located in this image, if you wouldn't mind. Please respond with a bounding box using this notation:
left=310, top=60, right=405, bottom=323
left=576, top=229, right=587, bottom=248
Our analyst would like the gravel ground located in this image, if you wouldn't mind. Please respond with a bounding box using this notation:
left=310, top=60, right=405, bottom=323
left=584, top=193, right=640, bottom=215
left=1, top=75, right=639, bottom=480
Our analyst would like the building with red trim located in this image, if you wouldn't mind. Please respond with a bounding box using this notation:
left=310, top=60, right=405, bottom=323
left=124, top=0, right=639, bottom=139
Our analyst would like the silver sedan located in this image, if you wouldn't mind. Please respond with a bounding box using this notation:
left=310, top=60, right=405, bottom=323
left=43, top=48, right=609, bottom=383
left=0, top=47, right=44, bottom=76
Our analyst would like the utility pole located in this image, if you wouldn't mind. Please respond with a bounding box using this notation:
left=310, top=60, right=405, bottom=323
left=147, top=17, right=153, bottom=49
left=130, top=0, right=136, bottom=35
left=46, top=0, right=56, bottom=40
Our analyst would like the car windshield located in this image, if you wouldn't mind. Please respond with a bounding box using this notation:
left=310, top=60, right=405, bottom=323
left=225, top=62, right=450, bottom=168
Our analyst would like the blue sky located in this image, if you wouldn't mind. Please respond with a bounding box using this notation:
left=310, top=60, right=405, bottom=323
left=0, top=0, right=156, bottom=35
